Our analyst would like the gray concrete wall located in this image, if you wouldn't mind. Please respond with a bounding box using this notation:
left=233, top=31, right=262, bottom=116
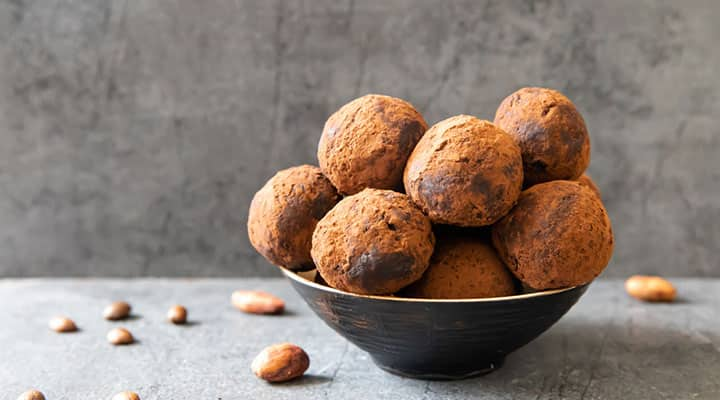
left=0, top=0, right=717, bottom=277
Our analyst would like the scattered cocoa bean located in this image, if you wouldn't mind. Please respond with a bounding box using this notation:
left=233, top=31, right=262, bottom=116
left=103, top=301, right=131, bottom=320
left=251, top=343, right=309, bottom=382
left=16, top=389, right=45, bottom=400
left=48, top=316, right=77, bottom=333
left=167, top=305, right=188, bottom=324
left=112, top=391, right=140, bottom=400
left=232, top=290, right=285, bottom=315
left=107, top=327, right=134, bottom=345
left=625, top=275, right=676, bottom=302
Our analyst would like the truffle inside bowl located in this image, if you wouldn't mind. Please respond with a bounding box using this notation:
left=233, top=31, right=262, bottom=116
left=283, top=268, right=588, bottom=380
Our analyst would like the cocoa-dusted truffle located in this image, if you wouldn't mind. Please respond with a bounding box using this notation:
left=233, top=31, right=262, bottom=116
left=248, top=165, right=340, bottom=270
left=576, top=173, right=601, bottom=198
left=491, top=181, right=614, bottom=290
left=311, top=188, right=435, bottom=295
left=494, top=87, right=590, bottom=186
left=318, top=94, right=427, bottom=195
left=403, top=115, right=523, bottom=227
left=402, top=234, right=516, bottom=299
left=313, top=270, right=329, bottom=286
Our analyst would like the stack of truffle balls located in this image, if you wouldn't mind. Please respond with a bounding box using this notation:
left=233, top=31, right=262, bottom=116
left=248, top=88, right=614, bottom=299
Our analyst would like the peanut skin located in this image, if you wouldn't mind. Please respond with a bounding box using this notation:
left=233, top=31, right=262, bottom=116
left=251, top=343, right=309, bottom=382
left=625, top=275, right=676, bottom=302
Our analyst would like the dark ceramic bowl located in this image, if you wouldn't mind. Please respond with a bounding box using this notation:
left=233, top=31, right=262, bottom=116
left=282, top=268, right=589, bottom=380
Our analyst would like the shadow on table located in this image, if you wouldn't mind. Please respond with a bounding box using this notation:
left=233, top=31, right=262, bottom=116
left=426, top=320, right=720, bottom=398
left=274, top=374, right=332, bottom=387
left=176, top=320, right=201, bottom=327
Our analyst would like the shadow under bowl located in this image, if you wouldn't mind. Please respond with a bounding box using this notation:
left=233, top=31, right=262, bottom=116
left=282, top=268, right=589, bottom=380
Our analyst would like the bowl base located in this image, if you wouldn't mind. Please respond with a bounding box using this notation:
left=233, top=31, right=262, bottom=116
left=372, top=357, right=504, bottom=380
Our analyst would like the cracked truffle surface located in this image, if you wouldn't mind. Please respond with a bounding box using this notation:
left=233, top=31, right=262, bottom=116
left=311, top=188, right=435, bottom=295
left=403, top=115, right=523, bottom=227
left=248, top=165, right=340, bottom=271
left=577, top=173, right=601, bottom=198
left=401, top=233, right=516, bottom=299
left=491, top=181, right=614, bottom=290
left=318, top=94, right=427, bottom=195
left=494, top=87, right=590, bottom=186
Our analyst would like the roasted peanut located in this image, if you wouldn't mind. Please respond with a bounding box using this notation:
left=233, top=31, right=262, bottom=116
left=251, top=343, right=309, bottom=382
left=625, top=275, right=676, bottom=302
left=232, top=290, right=285, bottom=315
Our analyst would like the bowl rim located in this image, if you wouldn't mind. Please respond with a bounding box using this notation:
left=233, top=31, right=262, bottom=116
left=281, top=267, right=582, bottom=303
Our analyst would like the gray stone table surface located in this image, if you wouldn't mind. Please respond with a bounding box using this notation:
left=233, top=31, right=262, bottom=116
left=1, top=278, right=718, bottom=400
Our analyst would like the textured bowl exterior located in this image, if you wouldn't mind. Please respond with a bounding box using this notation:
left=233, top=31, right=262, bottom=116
left=283, top=269, right=588, bottom=379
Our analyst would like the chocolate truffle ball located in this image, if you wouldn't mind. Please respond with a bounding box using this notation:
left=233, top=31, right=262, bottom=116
left=313, top=270, right=329, bottom=287
left=248, top=165, right=340, bottom=271
left=402, top=234, right=516, bottom=299
left=311, top=188, right=435, bottom=295
left=491, top=181, right=614, bottom=290
left=577, top=173, right=601, bottom=198
left=403, top=115, right=523, bottom=227
left=318, top=94, right=428, bottom=195
left=494, top=87, right=590, bottom=186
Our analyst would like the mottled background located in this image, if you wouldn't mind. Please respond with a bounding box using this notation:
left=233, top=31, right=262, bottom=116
left=0, top=0, right=717, bottom=277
